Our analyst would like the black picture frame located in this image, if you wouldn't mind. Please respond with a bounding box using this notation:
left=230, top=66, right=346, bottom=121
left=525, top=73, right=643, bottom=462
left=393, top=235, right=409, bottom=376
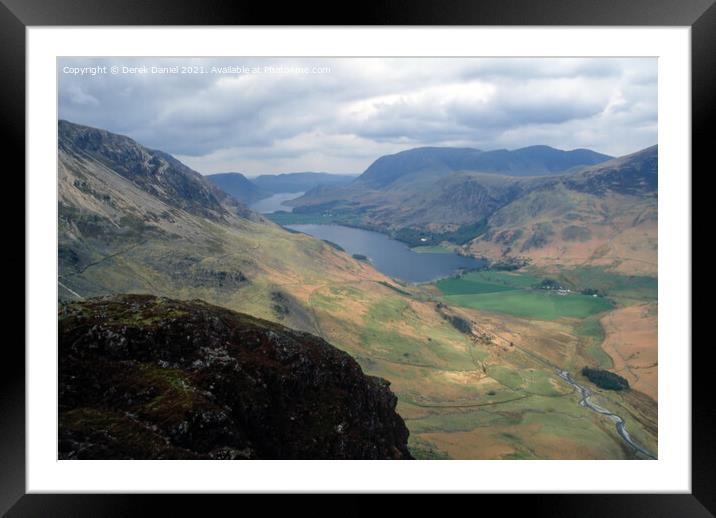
left=3, top=0, right=710, bottom=514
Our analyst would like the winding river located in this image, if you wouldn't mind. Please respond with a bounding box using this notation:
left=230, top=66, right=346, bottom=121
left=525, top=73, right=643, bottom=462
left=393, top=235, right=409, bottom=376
left=556, top=369, right=656, bottom=459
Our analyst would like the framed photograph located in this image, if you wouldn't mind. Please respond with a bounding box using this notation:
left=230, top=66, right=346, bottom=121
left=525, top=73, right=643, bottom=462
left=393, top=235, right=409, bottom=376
left=5, top=0, right=711, bottom=513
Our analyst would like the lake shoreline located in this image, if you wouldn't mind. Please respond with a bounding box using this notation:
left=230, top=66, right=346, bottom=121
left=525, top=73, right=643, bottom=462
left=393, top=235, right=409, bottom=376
left=249, top=191, right=305, bottom=214
left=269, top=212, right=482, bottom=259
left=285, top=223, right=487, bottom=284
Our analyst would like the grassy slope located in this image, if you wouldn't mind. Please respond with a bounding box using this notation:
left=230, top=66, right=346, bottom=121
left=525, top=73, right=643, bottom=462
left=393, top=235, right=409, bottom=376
left=60, top=141, right=656, bottom=460
left=63, top=212, right=656, bottom=459
left=424, top=267, right=657, bottom=458
left=308, top=273, right=657, bottom=459
left=275, top=150, right=659, bottom=458
left=466, top=190, right=657, bottom=277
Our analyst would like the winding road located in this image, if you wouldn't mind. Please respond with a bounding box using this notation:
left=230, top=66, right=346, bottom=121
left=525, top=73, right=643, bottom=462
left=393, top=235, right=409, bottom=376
left=556, top=369, right=656, bottom=459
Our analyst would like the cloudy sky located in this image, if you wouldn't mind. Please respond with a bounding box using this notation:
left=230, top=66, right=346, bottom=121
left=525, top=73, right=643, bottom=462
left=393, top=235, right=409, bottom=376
left=58, top=57, right=657, bottom=176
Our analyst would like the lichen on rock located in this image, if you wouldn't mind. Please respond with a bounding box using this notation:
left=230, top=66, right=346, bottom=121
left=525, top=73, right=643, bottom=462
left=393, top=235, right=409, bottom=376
left=58, top=294, right=413, bottom=460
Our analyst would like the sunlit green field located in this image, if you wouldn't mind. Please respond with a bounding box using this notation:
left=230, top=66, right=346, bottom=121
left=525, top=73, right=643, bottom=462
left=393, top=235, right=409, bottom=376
left=553, top=266, right=658, bottom=302
left=437, top=270, right=614, bottom=320
left=438, top=270, right=540, bottom=294
left=444, top=290, right=613, bottom=320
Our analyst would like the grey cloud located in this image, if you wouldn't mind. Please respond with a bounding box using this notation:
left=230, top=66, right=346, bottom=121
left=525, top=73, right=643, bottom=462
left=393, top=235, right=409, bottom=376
left=58, top=57, right=656, bottom=174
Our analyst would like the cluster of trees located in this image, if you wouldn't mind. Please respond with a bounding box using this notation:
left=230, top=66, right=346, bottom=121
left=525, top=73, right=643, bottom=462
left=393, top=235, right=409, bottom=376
left=379, top=281, right=411, bottom=296
left=581, top=367, right=629, bottom=391
left=393, top=219, right=488, bottom=247
left=489, top=257, right=530, bottom=271
left=580, top=287, right=607, bottom=297
left=535, top=278, right=563, bottom=290
left=445, top=314, right=472, bottom=335
left=322, top=239, right=345, bottom=252
left=270, top=291, right=290, bottom=319
left=533, top=279, right=608, bottom=297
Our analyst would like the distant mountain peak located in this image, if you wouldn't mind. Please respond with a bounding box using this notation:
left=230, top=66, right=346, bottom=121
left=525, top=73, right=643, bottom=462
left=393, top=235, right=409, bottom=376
left=250, top=172, right=358, bottom=193
left=355, top=145, right=613, bottom=188
left=205, top=172, right=269, bottom=205
left=563, top=144, right=657, bottom=196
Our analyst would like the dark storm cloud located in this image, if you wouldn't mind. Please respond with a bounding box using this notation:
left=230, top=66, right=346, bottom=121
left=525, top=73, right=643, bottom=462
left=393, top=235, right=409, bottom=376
left=58, top=57, right=657, bottom=174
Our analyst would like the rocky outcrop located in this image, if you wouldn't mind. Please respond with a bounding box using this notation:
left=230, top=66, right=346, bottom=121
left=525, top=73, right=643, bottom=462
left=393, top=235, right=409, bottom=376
left=58, top=295, right=412, bottom=460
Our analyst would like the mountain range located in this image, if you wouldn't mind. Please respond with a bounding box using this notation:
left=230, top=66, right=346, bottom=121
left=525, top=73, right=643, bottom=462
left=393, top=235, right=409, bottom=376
left=289, top=144, right=657, bottom=275
left=205, top=171, right=356, bottom=205
left=251, top=171, right=357, bottom=192
left=57, top=119, right=428, bottom=459
left=57, top=120, right=503, bottom=458
left=56, top=120, right=657, bottom=460
left=204, top=145, right=609, bottom=209
left=355, top=145, right=612, bottom=188
left=58, top=120, right=376, bottom=325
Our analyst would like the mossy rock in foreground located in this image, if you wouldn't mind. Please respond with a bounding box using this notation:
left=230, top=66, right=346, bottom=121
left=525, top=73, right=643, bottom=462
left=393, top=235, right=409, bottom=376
left=59, top=294, right=413, bottom=460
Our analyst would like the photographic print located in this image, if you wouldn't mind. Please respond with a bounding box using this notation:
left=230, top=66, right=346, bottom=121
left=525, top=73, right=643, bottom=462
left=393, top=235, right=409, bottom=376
left=57, top=57, right=657, bottom=461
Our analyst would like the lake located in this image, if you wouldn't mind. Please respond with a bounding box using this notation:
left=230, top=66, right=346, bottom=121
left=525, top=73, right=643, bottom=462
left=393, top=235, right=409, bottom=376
left=250, top=192, right=305, bottom=214
left=286, top=223, right=486, bottom=283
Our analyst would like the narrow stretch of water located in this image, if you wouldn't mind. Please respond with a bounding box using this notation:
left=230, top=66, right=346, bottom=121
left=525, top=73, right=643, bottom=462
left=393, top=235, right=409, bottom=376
left=249, top=191, right=305, bottom=214
left=286, top=223, right=485, bottom=283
